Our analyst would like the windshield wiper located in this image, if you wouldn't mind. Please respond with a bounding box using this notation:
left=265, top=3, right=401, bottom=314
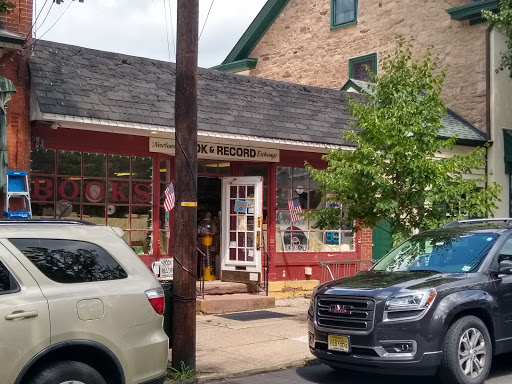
left=408, top=269, right=440, bottom=273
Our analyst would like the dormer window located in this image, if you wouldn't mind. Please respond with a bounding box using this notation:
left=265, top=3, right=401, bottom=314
left=331, top=0, right=358, bottom=29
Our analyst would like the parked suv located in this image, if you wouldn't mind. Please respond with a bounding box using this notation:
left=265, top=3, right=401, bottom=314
left=308, top=219, right=512, bottom=384
left=0, top=220, right=168, bottom=384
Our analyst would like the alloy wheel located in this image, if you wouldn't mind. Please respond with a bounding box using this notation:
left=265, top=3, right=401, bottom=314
left=458, top=327, right=487, bottom=379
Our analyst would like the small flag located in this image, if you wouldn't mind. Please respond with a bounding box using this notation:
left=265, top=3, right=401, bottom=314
left=164, top=182, right=175, bottom=212
left=288, top=196, right=303, bottom=222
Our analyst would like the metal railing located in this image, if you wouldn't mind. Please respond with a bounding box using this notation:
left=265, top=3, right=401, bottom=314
left=319, top=259, right=375, bottom=283
left=258, top=250, right=270, bottom=296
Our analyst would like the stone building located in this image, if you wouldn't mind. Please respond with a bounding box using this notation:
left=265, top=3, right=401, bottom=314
left=215, top=0, right=512, bottom=219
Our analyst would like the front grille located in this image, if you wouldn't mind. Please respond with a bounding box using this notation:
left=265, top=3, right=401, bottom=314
left=316, top=295, right=375, bottom=333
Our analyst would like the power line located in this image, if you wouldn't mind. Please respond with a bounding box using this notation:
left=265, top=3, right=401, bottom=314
left=22, top=0, right=74, bottom=52
left=199, top=0, right=215, bottom=41
left=163, top=0, right=172, bottom=61
left=32, top=0, right=54, bottom=36
left=37, top=0, right=74, bottom=40
left=167, top=0, right=176, bottom=60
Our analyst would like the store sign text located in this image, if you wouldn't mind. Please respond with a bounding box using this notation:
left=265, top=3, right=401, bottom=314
left=32, top=178, right=151, bottom=204
left=149, top=138, right=279, bottom=162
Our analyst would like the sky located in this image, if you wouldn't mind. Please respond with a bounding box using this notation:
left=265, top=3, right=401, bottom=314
left=31, top=0, right=267, bottom=68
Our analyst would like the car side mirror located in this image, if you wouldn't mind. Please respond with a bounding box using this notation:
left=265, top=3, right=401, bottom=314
left=499, top=259, right=512, bottom=275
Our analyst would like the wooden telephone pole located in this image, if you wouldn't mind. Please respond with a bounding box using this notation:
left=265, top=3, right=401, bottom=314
left=172, top=0, right=198, bottom=371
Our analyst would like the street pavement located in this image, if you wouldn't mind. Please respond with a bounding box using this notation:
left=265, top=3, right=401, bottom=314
left=204, top=355, right=512, bottom=384
left=187, top=297, right=512, bottom=384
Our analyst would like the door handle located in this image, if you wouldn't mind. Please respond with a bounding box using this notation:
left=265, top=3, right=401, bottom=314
left=5, top=310, right=38, bottom=320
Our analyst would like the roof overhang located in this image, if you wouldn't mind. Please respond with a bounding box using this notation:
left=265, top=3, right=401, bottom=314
left=211, top=58, right=258, bottom=73
left=446, top=0, right=499, bottom=24
left=0, top=30, right=26, bottom=57
left=220, top=0, right=291, bottom=65
left=33, top=112, right=355, bottom=154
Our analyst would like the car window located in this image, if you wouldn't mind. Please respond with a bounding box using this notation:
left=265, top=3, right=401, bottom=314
left=9, top=239, right=128, bottom=283
left=498, top=237, right=512, bottom=264
left=0, top=259, right=19, bottom=294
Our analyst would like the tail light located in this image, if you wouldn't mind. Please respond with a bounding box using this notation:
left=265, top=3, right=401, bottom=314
left=145, top=287, right=165, bottom=315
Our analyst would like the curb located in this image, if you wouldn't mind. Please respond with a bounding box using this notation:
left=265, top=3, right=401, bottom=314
left=194, top=357, right=321, bottom=383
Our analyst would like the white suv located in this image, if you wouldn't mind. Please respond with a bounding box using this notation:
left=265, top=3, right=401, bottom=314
left=0, top=220, right=168, bottom=384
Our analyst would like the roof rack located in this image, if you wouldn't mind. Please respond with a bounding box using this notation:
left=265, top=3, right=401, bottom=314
left=0, top=219, right=96, bottom=226
left=443, top=218, right=512, bottom=228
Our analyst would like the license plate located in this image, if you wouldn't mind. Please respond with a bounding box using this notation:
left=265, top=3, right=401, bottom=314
left=328, top=335, right=350, bottom=352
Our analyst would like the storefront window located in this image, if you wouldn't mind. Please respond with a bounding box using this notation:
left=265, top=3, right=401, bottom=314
left=275, top=166, right=355, bottom=252
left=31, top=149, right=154, bottom=255
left=159, top=159, right=171, bottom=255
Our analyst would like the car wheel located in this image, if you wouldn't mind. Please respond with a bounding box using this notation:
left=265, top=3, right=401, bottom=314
left=439, top=316, right=492, bottom=384
left=28, top=360, right=107, bottom=384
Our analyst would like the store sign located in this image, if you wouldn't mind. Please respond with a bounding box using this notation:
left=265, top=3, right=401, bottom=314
left=149, top=138, right=279, bottom=162
left=32, top=178, right=151, bottom=204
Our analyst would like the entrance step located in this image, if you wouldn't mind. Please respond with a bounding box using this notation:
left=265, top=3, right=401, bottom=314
left=196, top=293, right=275, bottom=314
left=196, top=280, right=259, bottom=295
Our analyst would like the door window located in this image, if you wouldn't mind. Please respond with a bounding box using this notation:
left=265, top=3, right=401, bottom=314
left=9, top=239, right=128, bottom=283
left=0, top=260, right=19, bottom=294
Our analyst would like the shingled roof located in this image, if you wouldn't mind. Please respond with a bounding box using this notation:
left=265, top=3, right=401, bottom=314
left=29, top=40, right=356, bottom=148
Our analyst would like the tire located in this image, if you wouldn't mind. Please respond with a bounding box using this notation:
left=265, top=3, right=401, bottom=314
left=28, top=360, right=107, bottom=384
left=438, top=316, right=492, bottom=384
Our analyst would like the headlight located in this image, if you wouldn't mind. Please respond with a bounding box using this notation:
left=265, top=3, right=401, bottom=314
left=385, top=289, right=436, bottom=312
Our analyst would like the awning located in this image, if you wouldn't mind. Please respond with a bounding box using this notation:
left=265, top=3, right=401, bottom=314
left=0, top=77, right=16, bottom=192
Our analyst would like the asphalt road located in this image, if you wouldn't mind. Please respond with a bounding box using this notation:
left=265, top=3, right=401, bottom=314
left=206, top=354, right=512, bottom=384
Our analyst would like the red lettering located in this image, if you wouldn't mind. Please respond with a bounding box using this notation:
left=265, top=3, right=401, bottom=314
left=58, top=180, right=79, bottom=200
left=33, top=178, right=53, bottom=200
left=84, top=181, right=105, bottom=203
left=110, top=182, right=128, bottom=202
left=133, top=183, right=151, bottom=204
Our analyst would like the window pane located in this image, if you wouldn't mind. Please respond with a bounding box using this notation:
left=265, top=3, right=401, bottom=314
left=276, top=167, right=291, bottom=187
left=84, top=153, right=106, bottom=177
left=58, top=151, right=81, bottom=176
left=0, top=260, right=16, bottom=293
left=353, top=58, right=375, bottom=81
left=335, top=0, right=355, bottom=25
left=31, top=149, right=55, bottom=175
left=10, top=239, right=128, bottom=283
left=57, top=178, right=81, bottom=203
left=132, top=157, right=153, bottom=180
left=276, top=188, right=291, bottom=208
left=108, top=155, right=130, bottom=178
left=160, top=160, right=170, bottom=183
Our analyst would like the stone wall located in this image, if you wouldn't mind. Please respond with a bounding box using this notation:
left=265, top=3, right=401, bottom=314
left=249, top=0, right=488, bottom=131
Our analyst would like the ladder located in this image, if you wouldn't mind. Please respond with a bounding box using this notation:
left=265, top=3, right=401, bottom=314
left=4, top=171, right=31, bottom=219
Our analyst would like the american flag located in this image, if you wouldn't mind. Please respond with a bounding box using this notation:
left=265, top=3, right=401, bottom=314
left=288, top=196, right=303, bottom=222
left=164, top=182, right=175, bottom=212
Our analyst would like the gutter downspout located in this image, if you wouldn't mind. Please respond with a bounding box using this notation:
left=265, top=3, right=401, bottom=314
left=486, top=24, right=492, bottom=216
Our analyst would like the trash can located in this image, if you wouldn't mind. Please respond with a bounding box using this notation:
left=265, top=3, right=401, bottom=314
left=160, top=280, right=173, bottom=348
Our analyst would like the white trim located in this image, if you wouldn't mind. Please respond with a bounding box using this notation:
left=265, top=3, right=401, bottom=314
left=35, top=112, right=355, bottom=153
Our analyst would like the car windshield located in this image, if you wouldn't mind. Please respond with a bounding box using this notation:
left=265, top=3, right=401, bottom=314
left=373, top=231, right=499, bottom=273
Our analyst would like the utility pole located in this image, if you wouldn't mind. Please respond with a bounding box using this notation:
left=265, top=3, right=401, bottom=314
left=172, top=0, right=198, bottom=371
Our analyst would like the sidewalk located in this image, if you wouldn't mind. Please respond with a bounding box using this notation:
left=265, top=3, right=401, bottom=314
left=169, top=297, right=314, bottom=382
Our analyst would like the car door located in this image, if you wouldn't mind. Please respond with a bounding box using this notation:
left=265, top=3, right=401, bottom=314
left=0, top=242, right=50, bottom=384
left=494, top=236, right=512, bottom=342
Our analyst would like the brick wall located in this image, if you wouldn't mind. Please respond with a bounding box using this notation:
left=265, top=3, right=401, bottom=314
left=249, top=0, right=488, bottom=131
left=0, top=0, right=33, bottom=213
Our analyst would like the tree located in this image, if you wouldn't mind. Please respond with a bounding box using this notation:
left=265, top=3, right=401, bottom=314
left=483, top=1, right=512, bottom=77
left=0, top=1, right=15, bottom=14
left=306, top=41, right=502, bottom=244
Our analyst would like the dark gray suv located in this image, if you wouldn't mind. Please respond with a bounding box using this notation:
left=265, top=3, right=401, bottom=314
left=308, top=219, right=512, bottom=384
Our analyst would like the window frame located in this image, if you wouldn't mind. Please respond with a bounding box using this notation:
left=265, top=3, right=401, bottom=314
left=348, top=52, right=377, bottom=81
left=331, top=0, right=358, bottom=30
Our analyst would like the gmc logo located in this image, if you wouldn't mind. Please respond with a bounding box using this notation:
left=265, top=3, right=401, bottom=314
left=328, top=304, right=352, bottom=314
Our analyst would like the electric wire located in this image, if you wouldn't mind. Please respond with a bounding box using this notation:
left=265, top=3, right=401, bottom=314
left=167, top=0, right=176, bottom=60
left=163, top=0, right=172, bottom=61
left=25, top=0, right=49, bottom=40
left=22, top=0, right=74, bottom=52
left=32, top=0, right=54, bottom=37
left=199, top=0, right=215, bottom=41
